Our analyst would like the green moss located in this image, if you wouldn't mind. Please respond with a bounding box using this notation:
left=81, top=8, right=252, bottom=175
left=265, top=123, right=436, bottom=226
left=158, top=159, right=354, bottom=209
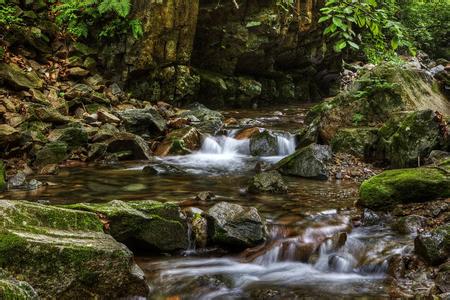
left=34, top=141, right=68, bottom=167
left=0, top=278, right=37, bottom=300
left=359, top=167, right=450, bottom=209
left=0, top=160, right=5, bottom=192
left=330, top=127, right=378, bottom=158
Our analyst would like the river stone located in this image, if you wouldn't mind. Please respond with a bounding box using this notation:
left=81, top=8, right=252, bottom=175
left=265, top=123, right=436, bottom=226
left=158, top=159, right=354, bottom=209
left=0, top=200, right=149, bottom=298
left=235, top=127, right=260, bottom=140
left=0, top=63, right=43, bottom=90
left=47, top=126, right=88, bottom=149
left=118, top=108, right=166, bottom=136
left=34, top=141, right=68, bottom=167
left=206, top=202, right=266, bottom=249
left=414, top=225, right=449, bottom=266
left=180, top=103, right=224, bottom=134
left=359, top=167, right=450, bottom=210
left=378, top=110, right=447, bottom=168
left=275, top=144, right=332, bottom=180
left=105, top=132, right=151, bottom=160
left=249, top=130, right=278, bottom=156
left=142, top=164, right=187, bottom=176
left=0, top=277, right=38, bottom=299
left=154, top=126, right=202, bottom=156
left=247, top=171, right=288, bottom=194
left=391, top=215, right=426, bottom=235
left=65, top=200, right=188, bottom=252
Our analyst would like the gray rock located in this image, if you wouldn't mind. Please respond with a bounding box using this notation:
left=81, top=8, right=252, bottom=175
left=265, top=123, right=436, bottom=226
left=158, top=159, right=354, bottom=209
left=105, top=133, right=152, bottom=160
left=247, top=171, right=288, bottom=194
left=118, top=108, right=166, bottom=136
left=414, top=225, right=449, bottom=266
left=249, top=130, right=278, bottom=156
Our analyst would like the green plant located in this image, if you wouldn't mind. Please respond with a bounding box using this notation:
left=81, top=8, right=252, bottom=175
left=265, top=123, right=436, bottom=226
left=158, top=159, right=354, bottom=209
left=352, top=113, right=364, bottom=125
left=53, top=0, right=143, bottom=40
left=0, top=2, right=22, bottom=28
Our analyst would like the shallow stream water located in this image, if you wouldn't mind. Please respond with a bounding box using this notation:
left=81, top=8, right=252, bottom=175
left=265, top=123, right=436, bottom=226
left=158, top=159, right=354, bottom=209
left=3, top=106, right=414, bottom=299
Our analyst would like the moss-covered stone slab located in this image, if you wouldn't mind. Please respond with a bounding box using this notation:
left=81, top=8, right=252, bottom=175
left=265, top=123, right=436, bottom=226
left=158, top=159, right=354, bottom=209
left=206, top=202, right=266, bottom=249
left=359, top=167, right=450, bottom=209
left=65, top=200, right=189, bottom=252
left=0, top=200, right=149, bottom=299
left=0, top=277, right=38, bottom=300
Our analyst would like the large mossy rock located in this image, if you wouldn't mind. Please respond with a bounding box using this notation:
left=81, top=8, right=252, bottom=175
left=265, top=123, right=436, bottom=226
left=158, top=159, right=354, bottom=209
left=302, top=63, right=450, bottom=144
left=0, top=63, right=43, bottom=90
left=330, top=127, right=379, bottom=158
left=359, top=167, right=450, bottom=210
left=275, top=143, right=332, bottom=179
left=249, top=130, right=278, bottom=156
left=0, top=200, right=149, bottom=298
left=414, top=225, right=450, bottom=266
left=34, top=141, right=68, bottom=167
left=0, top=277, right=38, bottom=299
left=65, top=200, right=188, bottom=252
left=247, top=171, right=288, bottom=194
left=206, top=202, right=266, bottom=249
left=47, top=126, right=89, bottom=150
left=154, top=126, right=202, bottom=156
left=377, top=110, right=448, bottom=168
left=118, top=108, right=167, bottom=137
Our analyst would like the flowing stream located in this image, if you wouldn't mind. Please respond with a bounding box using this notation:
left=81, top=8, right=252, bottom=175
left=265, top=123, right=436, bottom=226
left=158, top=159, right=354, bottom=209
left=2, top=106, right=414, bottom=299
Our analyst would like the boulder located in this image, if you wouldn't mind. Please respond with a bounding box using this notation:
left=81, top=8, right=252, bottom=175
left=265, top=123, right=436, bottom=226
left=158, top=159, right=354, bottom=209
left=105, top=133, right=151, bottom=160
left=0, top=63, right=43, bottom=90
left=330, top=127, right=378, bottom=158
left=47, top=126, right=88, bottom=149
left=391, top=215, right=426, bottom=235
left=206, top=202, right=266, bottom=249
left=359, top=167, right=450, bottom=210
left=275, top=144, right=332, bottom=179
left=65, top=200, right=188, bottom=252
left=154, top=127, right=202, bottom=156
left=249, top=130, right=278, bottom=156
left=414, top=225, right=449, bottom=266
left=0, top=200, right=149, bottom=298
left=34, top=142, right=68, bottom=167
left=0, top=277, right=38, bottom=299
left=235, top=127, right=260, bottom=140
left=247, top=171, right=288, bottom=194
left=377, top=110, right=448, bottom=168
left=180, top=103, right=224, bottom=134
left=118, top=108, right=166, bottom=137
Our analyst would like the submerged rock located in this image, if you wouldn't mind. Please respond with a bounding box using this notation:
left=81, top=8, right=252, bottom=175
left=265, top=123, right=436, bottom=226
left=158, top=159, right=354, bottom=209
left=414, top=225, right=449, bottom=266
left=275, top=144, right=332, bottom=179
left=142, top=164, right=187, bottom=176
left=65, top=200, right=188, bottom=252
left=0, top=277, right=38, bottom=299
left=0, top=200, right=149, bottom=298
left=206, top=202, right=266, bottom=249
left=154, top=126, right=202, bottom=156
left=359, top=167, right=450, bottom=210
left=247, top=171, right=288, bottom=194
left=249, top=130, right=278, bottom=156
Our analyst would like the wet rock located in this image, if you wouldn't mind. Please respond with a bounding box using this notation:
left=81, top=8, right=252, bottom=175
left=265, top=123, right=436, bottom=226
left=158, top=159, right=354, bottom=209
left=414, top=225, right=449, bottom=266
left=66, top=200, right=188, bottom=252
left=391, top=215, right=426, bottom=235
left=359, top=167, right=450, bottom=210
left=436, top=261, right=450, bottom=293
left=38, top=164, right=59, bottom=175
left=195, top=191, right=216, bottom=202
left=0, top=200, right=149, bottom=298
left=249, top=130, right=278, bottom=156
left=0, top=277, right=38, bottom=299
left=235, top=127, right=260, bottom=140
left=154, top=127, right=202, bottom=156
left=87, top=143, right=108, bottom=161
left=142, top=164, right=187, bottom=176
left=97, top=110, right=121, bottom=124
left=361, top=209, right=384, bottom=226
left=275, top=144, right=332, bottom=180
left=185, top=207, right=208, bottom=248
left=34, top=141, right=68, bottom=167
left=247, top=171, right=288, bottom=194
left=378, top=110, right=447, bottom=168
left=105, top=133, right=151, bottom=160
left=206, top=202, right=266, bottom=249
left=0, top=63, right=43, bottom=89
left=64, top=83, right=93, bottom=99
left=28, top=104, right=72, bottom=124
left=180, top=103, right=224, bottom=134
left=0, top=124, right=22, bottom=149
left=47, top=126, right=88, bottom=149
left=118, top=108, right=166, bottom=137
left=67, top=67, right=89, bottom=77
left=330, top=127, right=378, bottom=158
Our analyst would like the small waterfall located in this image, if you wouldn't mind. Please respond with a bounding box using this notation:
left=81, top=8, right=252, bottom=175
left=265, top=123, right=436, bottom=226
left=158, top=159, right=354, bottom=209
left=276, top=134, right=296, bottom=156
left=199, top=136, right=250, bottom=155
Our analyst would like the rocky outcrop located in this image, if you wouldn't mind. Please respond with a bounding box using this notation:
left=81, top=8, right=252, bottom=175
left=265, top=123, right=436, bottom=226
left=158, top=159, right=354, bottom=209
left=0, top=200, right=149, bottom=298
left=65, top=200, right=189, bottom=252
left=359, top=166, right=450, bottom=210
left=206, top=202, right=266, bottom=249
left=275, top=143, right=332, bottom=179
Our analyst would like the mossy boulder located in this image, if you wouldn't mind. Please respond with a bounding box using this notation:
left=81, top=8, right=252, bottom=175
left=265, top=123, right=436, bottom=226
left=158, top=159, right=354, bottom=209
left=34, top=141, right=68, bottom=167
left=247, top=171, right=288, bottom=194
left=206, top=202, right=266, bottom=249
left=0, top=63, right=44, bottom=90
left=0, top=161, right=6, bottom=192
left=275, top=143, right=332, bottom=179
left=377, top=110, right=448, bottom=168
left=118, top=108, right=167, bottom=137
left=65, top=200, right=188, bottom=252
left=154, top=126, right=202, bottom=156
left=0, top=200, right=149, bottom=298
left=359, top=167, right=450, bottom=210
left=331, top=127, right=379, bottom=158
left=47, top=126, right=89, bottom=150
left=249, top=130, right=278, bottom=156
left=414, top=225, right=450, bottom=266
left=0, top=277, right=38, bottom=300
